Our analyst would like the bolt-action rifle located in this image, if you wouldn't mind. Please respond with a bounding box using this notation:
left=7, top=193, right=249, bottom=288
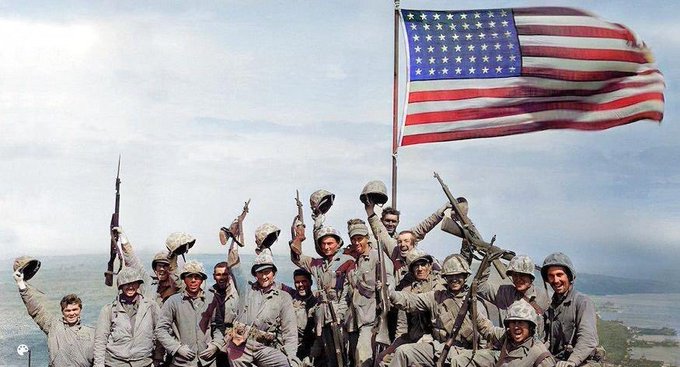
left=292, top=190, right=305, bottom=238
left=104, top=156, right=125, bottom=287
left=220, top=199, right=251, bottom=248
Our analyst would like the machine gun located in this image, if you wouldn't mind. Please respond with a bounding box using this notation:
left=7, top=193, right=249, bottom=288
left=434, top=172, right=517, bottom=278
left=435, top=249, right=507, bottom=367
left=104, top=156, right=125, bottom=287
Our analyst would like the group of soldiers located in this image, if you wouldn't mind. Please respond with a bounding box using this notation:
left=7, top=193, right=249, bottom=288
left=13, top=180, right=605, bottom=367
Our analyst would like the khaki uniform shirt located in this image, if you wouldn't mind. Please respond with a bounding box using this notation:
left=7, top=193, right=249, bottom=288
left=495, top=335, right=556, bottom=367
left=395, top=271, right=445, bottom=340
left=545, top=288, right=598, bottom=366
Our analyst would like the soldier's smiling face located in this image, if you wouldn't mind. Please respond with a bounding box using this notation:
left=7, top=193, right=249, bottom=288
left=213, top=266, right=231, bottom=290
left=319, top=236, right=340, bottom=257
left=294, top=275, right=311, bottom=297
left=120, top=281, right=140, bottom=298
left=183, top=274, right=204, bottom=295
left=256, top=268, right=275, bottom=289
left=154, top=263, right=170, bottom=281
left=350, top=235, right=370, bottom=257
left=381, top=214, right=400, bottom=235
left=61, top=303, right=81, bottom=325
left=444, top=273, right=467, bottom=292
left=397, top=232, right=416, bottom=256
left=506, top=320, right=531, bottom=344
left=411, top=260, right=432, bottom=281
left=546, top=266, right=571, bottom=295
left=511, top=273, right=533, bottom=293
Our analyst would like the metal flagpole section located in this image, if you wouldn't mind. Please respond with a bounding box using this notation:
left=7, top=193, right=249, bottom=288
left=391, top=0, right=400, bottom=209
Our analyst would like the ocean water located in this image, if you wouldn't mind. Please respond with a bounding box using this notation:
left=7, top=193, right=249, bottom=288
left=0, top=253, right=285, bottom=367
left=591, top=293, right=680, bottom=366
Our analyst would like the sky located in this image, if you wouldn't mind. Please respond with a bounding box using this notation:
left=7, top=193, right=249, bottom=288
left=0, top=0, right=678, bottom=281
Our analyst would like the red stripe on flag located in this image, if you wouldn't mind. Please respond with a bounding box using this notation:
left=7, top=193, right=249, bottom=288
left=405, top=93, right=664, bottom=125
left=521, top=67, right=638, bottom=82
left=408, top=79, right=660, bottom=103
left=521, top=45, right=648, bottom=63
left=401, top=111, right=663, bottom=146
left=516, top=25, right=633, bottom=41
left=512, top=7, right=592, bottom=16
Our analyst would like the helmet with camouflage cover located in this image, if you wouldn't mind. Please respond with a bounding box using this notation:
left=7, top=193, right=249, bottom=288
left=541, top=252, right=576, bottom=282
left=506, top=255, right=536, bottom=279
left=360, top=180, right=388, bottom=205
left=151, top=250, right=171, bottom=269
left=314, top=226, right=344, bottom=256
left=255, top=223, right=280, bottom=250
left=165, top=232, right=196, bottom=256
left=405, top=249, right=434, bottom=273
left=310, top=189, right=335, bottom=215
left=180, top=259, right=208, bottom=280
left=13, top=256, right=41, bottom=281
left=504, top=299, right=538, bottom=327
left=441, top=254, right=471, bottom=276
left=116, top=266, right=144, bottom=289
left=251, top=252, right=278, bottom=276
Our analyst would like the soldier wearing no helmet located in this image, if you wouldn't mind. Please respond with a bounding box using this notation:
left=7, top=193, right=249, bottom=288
left=13, top=256, right=95, bottom=367
left=541, top=253, right=600, bottom=367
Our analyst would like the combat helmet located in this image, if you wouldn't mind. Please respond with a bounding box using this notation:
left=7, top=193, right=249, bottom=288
left=116, top=266, right=144, bottom=289
left=405, top=249, right=434, bottom=273
left=506, top=255, right=536, bottom=279
left=251, top=252, right=278, bottom=276
left=441, top=254, right=471, bottom=276
left=151, top=250, right=171, bottom=269
left=314, top=226, right=344, bottom=257
left=541, top=252, right=576, bottom=282
left=255, top=223, right=280, bottom=251
left=165, top=232, right=195, bottom=257
left=309, top=189, right=335, bottom=215
left=360, top=180, right=388, bottom=205
left=180, top=260, right=208, bottom=280
left=13, top=256, right=41, bottom=281
left=504, top=299, right=538, bottom=327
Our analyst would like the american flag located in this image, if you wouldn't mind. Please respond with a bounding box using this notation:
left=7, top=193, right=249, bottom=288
left=399, top=7, right=665, bottom=146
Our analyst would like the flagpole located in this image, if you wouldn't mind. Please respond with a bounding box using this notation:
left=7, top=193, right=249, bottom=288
left=391, top=1, right=400, bottom=209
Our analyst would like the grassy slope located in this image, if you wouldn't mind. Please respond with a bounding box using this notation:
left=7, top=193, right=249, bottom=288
left=598, top=318, right=669, bottom=367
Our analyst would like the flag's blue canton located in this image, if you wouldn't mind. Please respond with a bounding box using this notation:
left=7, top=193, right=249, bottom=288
left=402, top=9, right=521, bottom=81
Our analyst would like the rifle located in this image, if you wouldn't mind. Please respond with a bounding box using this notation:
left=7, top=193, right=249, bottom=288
left=433, top=172, right=515, bottom=278
left=435, top=249, right=506, bottom=367
left=104, top=156, right=125, bottom=287
left=220, top=199, right=250, bottom=248
left=372, top=228, right=390, bottom=367
left=292, top=189, right=305, bottom=238
left=314, top=267, right=345, bottom=367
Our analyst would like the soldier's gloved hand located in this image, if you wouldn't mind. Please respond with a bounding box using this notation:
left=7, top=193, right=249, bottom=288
left=556, top=361, right=575, bottom=367
left=13, top=270, right=27, bottom=291
left=111, top=227, right=129, bottom=245
left=198, top=343, right=218, bottom=359
left=437, top=202, right=452, bottom=216
left=175, top=345, right=196, bottom=360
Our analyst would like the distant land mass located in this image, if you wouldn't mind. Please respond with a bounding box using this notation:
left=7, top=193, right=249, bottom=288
left=578, top=273, right=680, bottom=295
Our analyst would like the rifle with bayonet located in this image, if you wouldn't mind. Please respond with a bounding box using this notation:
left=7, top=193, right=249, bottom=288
left=433, top=172, right=515, bottom=278
left=435, top=249, right=507, bottom=367
left=105, top=156, right=125, bottom=287
left=372, top=227, right=390, bottom=367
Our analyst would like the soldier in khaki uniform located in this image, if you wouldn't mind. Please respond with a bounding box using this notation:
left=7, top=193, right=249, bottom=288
left=541, top=253, right=599, bottom=367
left=94, top=266, right=160, bottom=367
left=344, top=219, right=392, bottom=367
left=228, top=253, right=298, bottom=367
left=289, top=268, right=319, bottom=365
left=155, top=260, right=226, bottom=367
left=387, top=254, right=498, bottom=367
left=377, top=249, right=444, bottom=365
left=472, top=300, right=556, bottom=367
left=290, top=224, right=354, bottom=367
left=13, top=257, right=95, bottom=367
left=478, top=255, right=550, bottom=338
left=209, top=260, right=241, bottom=367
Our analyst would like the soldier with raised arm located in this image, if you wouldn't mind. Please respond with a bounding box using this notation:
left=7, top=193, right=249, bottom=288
left=290, top=223, right=355, bottom=367
left=13, top=256, right=95, bottom=367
